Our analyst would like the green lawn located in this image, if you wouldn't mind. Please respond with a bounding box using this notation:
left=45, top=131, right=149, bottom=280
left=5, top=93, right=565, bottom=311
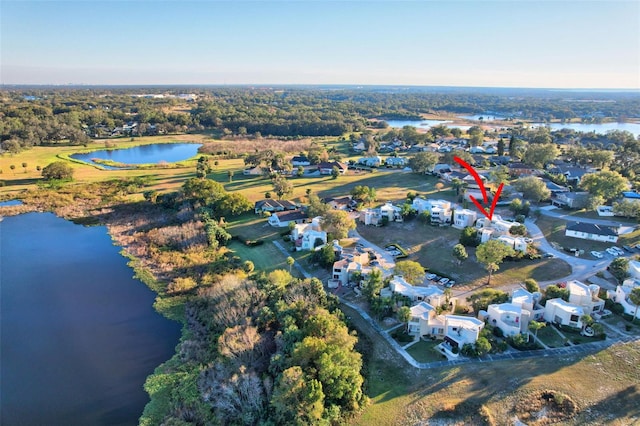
left=535, top=325, right=567, bottom=348
left=406, top=340, right=448, bottom=363
left=228, top=240, right=290, bottom=273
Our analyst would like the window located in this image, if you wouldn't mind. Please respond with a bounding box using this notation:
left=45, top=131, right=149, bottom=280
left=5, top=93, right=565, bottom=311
left=570, top=314, right=579, bottom=322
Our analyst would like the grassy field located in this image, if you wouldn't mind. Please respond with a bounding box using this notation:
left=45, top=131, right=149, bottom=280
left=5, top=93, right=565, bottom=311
left=536, top=325, right=567, bottom=348
left=356, top=220, right=572, bottom=288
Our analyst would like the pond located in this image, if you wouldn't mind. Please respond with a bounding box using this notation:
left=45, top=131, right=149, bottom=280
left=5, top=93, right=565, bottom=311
left=71, top=143, right=202, bottom=168
left=385, top=119, right=471, bottom=131
left=0, top=199, right=23, bottom=207
left=0, top=213, right=181, bottom=425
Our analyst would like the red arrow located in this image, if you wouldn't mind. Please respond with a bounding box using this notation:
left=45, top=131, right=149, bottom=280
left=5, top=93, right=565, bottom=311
left=453, top=156, right=503, bottom=221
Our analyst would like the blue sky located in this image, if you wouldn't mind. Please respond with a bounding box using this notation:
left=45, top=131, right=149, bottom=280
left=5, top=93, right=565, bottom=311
left=1, top=1, right=638, bottom=88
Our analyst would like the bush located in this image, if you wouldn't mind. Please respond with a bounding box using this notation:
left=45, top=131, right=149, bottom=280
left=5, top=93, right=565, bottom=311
left=493, top=327, right=504, bottom=338
left=245, top=239, right=264, bottom=247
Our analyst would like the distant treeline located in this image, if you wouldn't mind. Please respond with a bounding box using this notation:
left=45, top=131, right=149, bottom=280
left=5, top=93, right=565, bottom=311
left=1, top=86, right=639, bottom=152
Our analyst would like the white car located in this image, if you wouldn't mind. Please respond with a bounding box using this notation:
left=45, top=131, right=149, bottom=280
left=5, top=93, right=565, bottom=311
left=590, top=251, right=603, bottom=259
left=606, top=247, right=620, bottom=256
left=611, top=246, right=625, bottom=255
left=426, top=273, right=437, bottom=280
left=439, top=278, right=450, bottom=285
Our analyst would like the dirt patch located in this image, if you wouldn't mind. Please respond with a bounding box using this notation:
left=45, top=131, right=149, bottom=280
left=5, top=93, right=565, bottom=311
left=514, top=390, right=578, bottom=425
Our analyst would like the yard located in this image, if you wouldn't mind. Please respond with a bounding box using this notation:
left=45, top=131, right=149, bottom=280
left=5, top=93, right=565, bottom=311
left=406, top=339, right=448, bottom=363
left=356, top=220, right=571, bottom=288
left=536, top=325, right=567, bottom=348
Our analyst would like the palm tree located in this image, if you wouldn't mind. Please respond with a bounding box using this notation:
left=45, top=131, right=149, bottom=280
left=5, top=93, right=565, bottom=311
left=286, top=256, right=295, bottom=274
left=528, top=320, right=545, bottom=341
left=629, top=287, right=640, bottom=324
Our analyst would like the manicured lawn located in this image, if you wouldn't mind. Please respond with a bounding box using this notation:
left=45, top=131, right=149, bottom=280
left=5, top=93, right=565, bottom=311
left=406, top=340, right=448, bottom=363
left=536, top=325, right=567, bottom=348
left=228, top=240, right=290, bottom=273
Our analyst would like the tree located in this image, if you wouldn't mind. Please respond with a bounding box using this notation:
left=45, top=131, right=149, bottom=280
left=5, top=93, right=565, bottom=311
left=514, top=176, right=551, bottom=202
left=509, top=224, right=527, bottom=236
left=451, top=178, right=465, bottom=196
left=397, top=306, right=412, bottom=332
left=528, top=320, right=545, bottom=339
left=351, top=185, right=376, bottom=206
left=227, top=170, right=234, bottom=182
left=580, top=170, right=629, bottom=202
left=331, top=166, right=340, bottom=179
left=243, top=260, right=255, bottom=274
left=524, top=278, right=540, bottom=293
left=408, top=152, right=439, bottom=174
left=313, top=244, right=335, bottom=267
left=41, top=161, right=74, bottom=180
left=143, top=190, right=158, bottom=203
left=459, top=226, right=479, bottom=247
left=497, top=138, right=505, bottom=156
left=609, top=257, right=630, bottom=283
left=545, top=284, right=569, bottom=301
left=218, top=193, right=252, bottom=217
left=489, top=165, right=510, bottom=186
left=286, top=256, right=295, bottom=273
left=523, top=143, right=560, bottom=168
left=21, top=162, right=27, bottom=173
left=196, top=156, right=212, bottom=179
left=307, top=194, right=329, bottom=218
left=394, top=260, right=425, bottom=285
left=475, top=337, right=491, bottom=356
left=613, top=199, right=640, bottom=218
left=580, top=314, right=594, bottom=332
left=297, top=165, right=305, bottom=177
left=322, top=210, right=356, bottom=240
left=452, top=244, right=468, bottom=265
left=362, top=269, right=384, bottom=302
left=272, top=175, right=294, bottom=199
left=467, top=288, right=509, bottom=312
left=629, top=287, right=640, bottom=324
left=9, top=165, right=15, bottom=174
left=475, top=240, right=515, bottom=285
left=271, top=366, right=325, bottom=425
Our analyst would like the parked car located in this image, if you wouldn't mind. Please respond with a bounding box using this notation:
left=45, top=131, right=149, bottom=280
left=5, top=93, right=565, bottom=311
left=426, top=273, right=437, bottom=280
left=542, top=253, right=555, bottom=258
left=606, top=247, right=620, bottom=256
left=611, top=246, right=624, bottom=255
left=439, top=278, right=450, bottom=285
left=447, top=280, right=456, bottom=287
left=623, top=245, right=634, bottom=252
left=590, top=251, right=604, bottom=259
left=524, top=238, right=533, bottom=244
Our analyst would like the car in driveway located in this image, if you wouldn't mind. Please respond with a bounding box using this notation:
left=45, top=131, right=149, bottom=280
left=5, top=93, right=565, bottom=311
left=426, top=273, right=437, bottom=281
left=623, top=245, right=634, bottom=253
left=590, top=251, right=604, bottom=259
left=542, top=252, right=555, bottom=258
left=438, top=277, right=450, bottom=285
left=611, top=246, right=625, bottom=255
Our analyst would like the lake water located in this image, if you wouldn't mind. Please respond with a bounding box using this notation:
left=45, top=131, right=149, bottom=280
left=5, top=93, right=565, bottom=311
left=459, top=114, right=506, bottom=121
left=530, top=122, right=640, bottom=137
left=386, top=119, right=640, bottom=137
left=0, top=199, right=23, bottom=207
left=0, top=213, right=181, bottom=425
left=385, top=119, right=472, bottom=131
left=71, top=143, right=202, bottom=167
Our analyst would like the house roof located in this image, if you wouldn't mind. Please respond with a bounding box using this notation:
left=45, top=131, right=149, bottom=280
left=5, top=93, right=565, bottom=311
left=508, top=162, right=534, bottom=170
left=566, top=221, right=618, bottom=236
left=273, top=209, right=308, bottom=222
left=317, top=161, right=347, bottom=170
left=291, top=155, right=309, bottom=162
left=622, top=191, right=640, bottom=199
left=546, top=298, right=584, bottom=315
left=543, top=180, right=569, bottom=192
left=255, top=199, right=297, bottom=210
left=411, top=301, right=435, bottom=320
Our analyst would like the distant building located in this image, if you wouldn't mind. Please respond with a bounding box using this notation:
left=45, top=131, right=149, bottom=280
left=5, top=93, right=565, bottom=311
left=565, top=221, right=619, bottom=243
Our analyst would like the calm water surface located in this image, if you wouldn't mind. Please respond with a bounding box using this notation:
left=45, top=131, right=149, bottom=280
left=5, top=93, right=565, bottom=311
left=0, top=213, right=181, bottom=425
left=71, top=143, right=202, bottom=167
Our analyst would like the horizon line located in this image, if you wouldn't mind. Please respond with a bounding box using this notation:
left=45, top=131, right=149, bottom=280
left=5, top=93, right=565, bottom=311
left=1, top=83, right=639, bottom=92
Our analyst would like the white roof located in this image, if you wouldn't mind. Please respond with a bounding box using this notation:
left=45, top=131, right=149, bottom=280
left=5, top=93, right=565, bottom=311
left=410, top=302, right=435, bottom=320
left=547, top=298, right=584, bottom=315
left=489, top=302, right=522, bottom=315
left=511, top=288, right=534, bottom=306
left=567, top=280, right=590, bottom=297
left=445, top=315, right=484, bottom=328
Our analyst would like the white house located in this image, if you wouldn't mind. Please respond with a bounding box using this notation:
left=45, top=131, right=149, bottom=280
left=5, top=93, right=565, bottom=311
left=544, top=298, right=584, bottom=328
left=357, top=156, right=383, bottom=167
left=487, top=303, right=524, bottom=336
left=291, top=218, right=327, bottom=251
left=379, top=202, right=403, bottom=222
left=565, top=222, right=619, bottom=243
left=329, top=258, right=373, bottom=288
left=359, top=208, right=380, bottom=226
left=406, top=303, right=484, bottom=350
left=476, top=215, right=525, bottom=244
left=411, top=198, right=452, bottom=223
left=567, top=280, right=604, bottom=315
left=608, top=280, right=640, bottom=319
left=324, top=196, right=353, bottom=210
left=511, top=288, right=545, bottom=321
left=408, top=302, right=437, bottom=336
left=385, top=157, right=407, bottom=167
left=291, top=155, right=311, bottom=166
left=496, top=235, right=528, bottom=253
left=268, top=209, right=309, bottom=227
left=388, top=276, right=444, bottom=305
left=628, top=260, right=640, bottom=280
left=453, top=209, right=477, bottom=229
